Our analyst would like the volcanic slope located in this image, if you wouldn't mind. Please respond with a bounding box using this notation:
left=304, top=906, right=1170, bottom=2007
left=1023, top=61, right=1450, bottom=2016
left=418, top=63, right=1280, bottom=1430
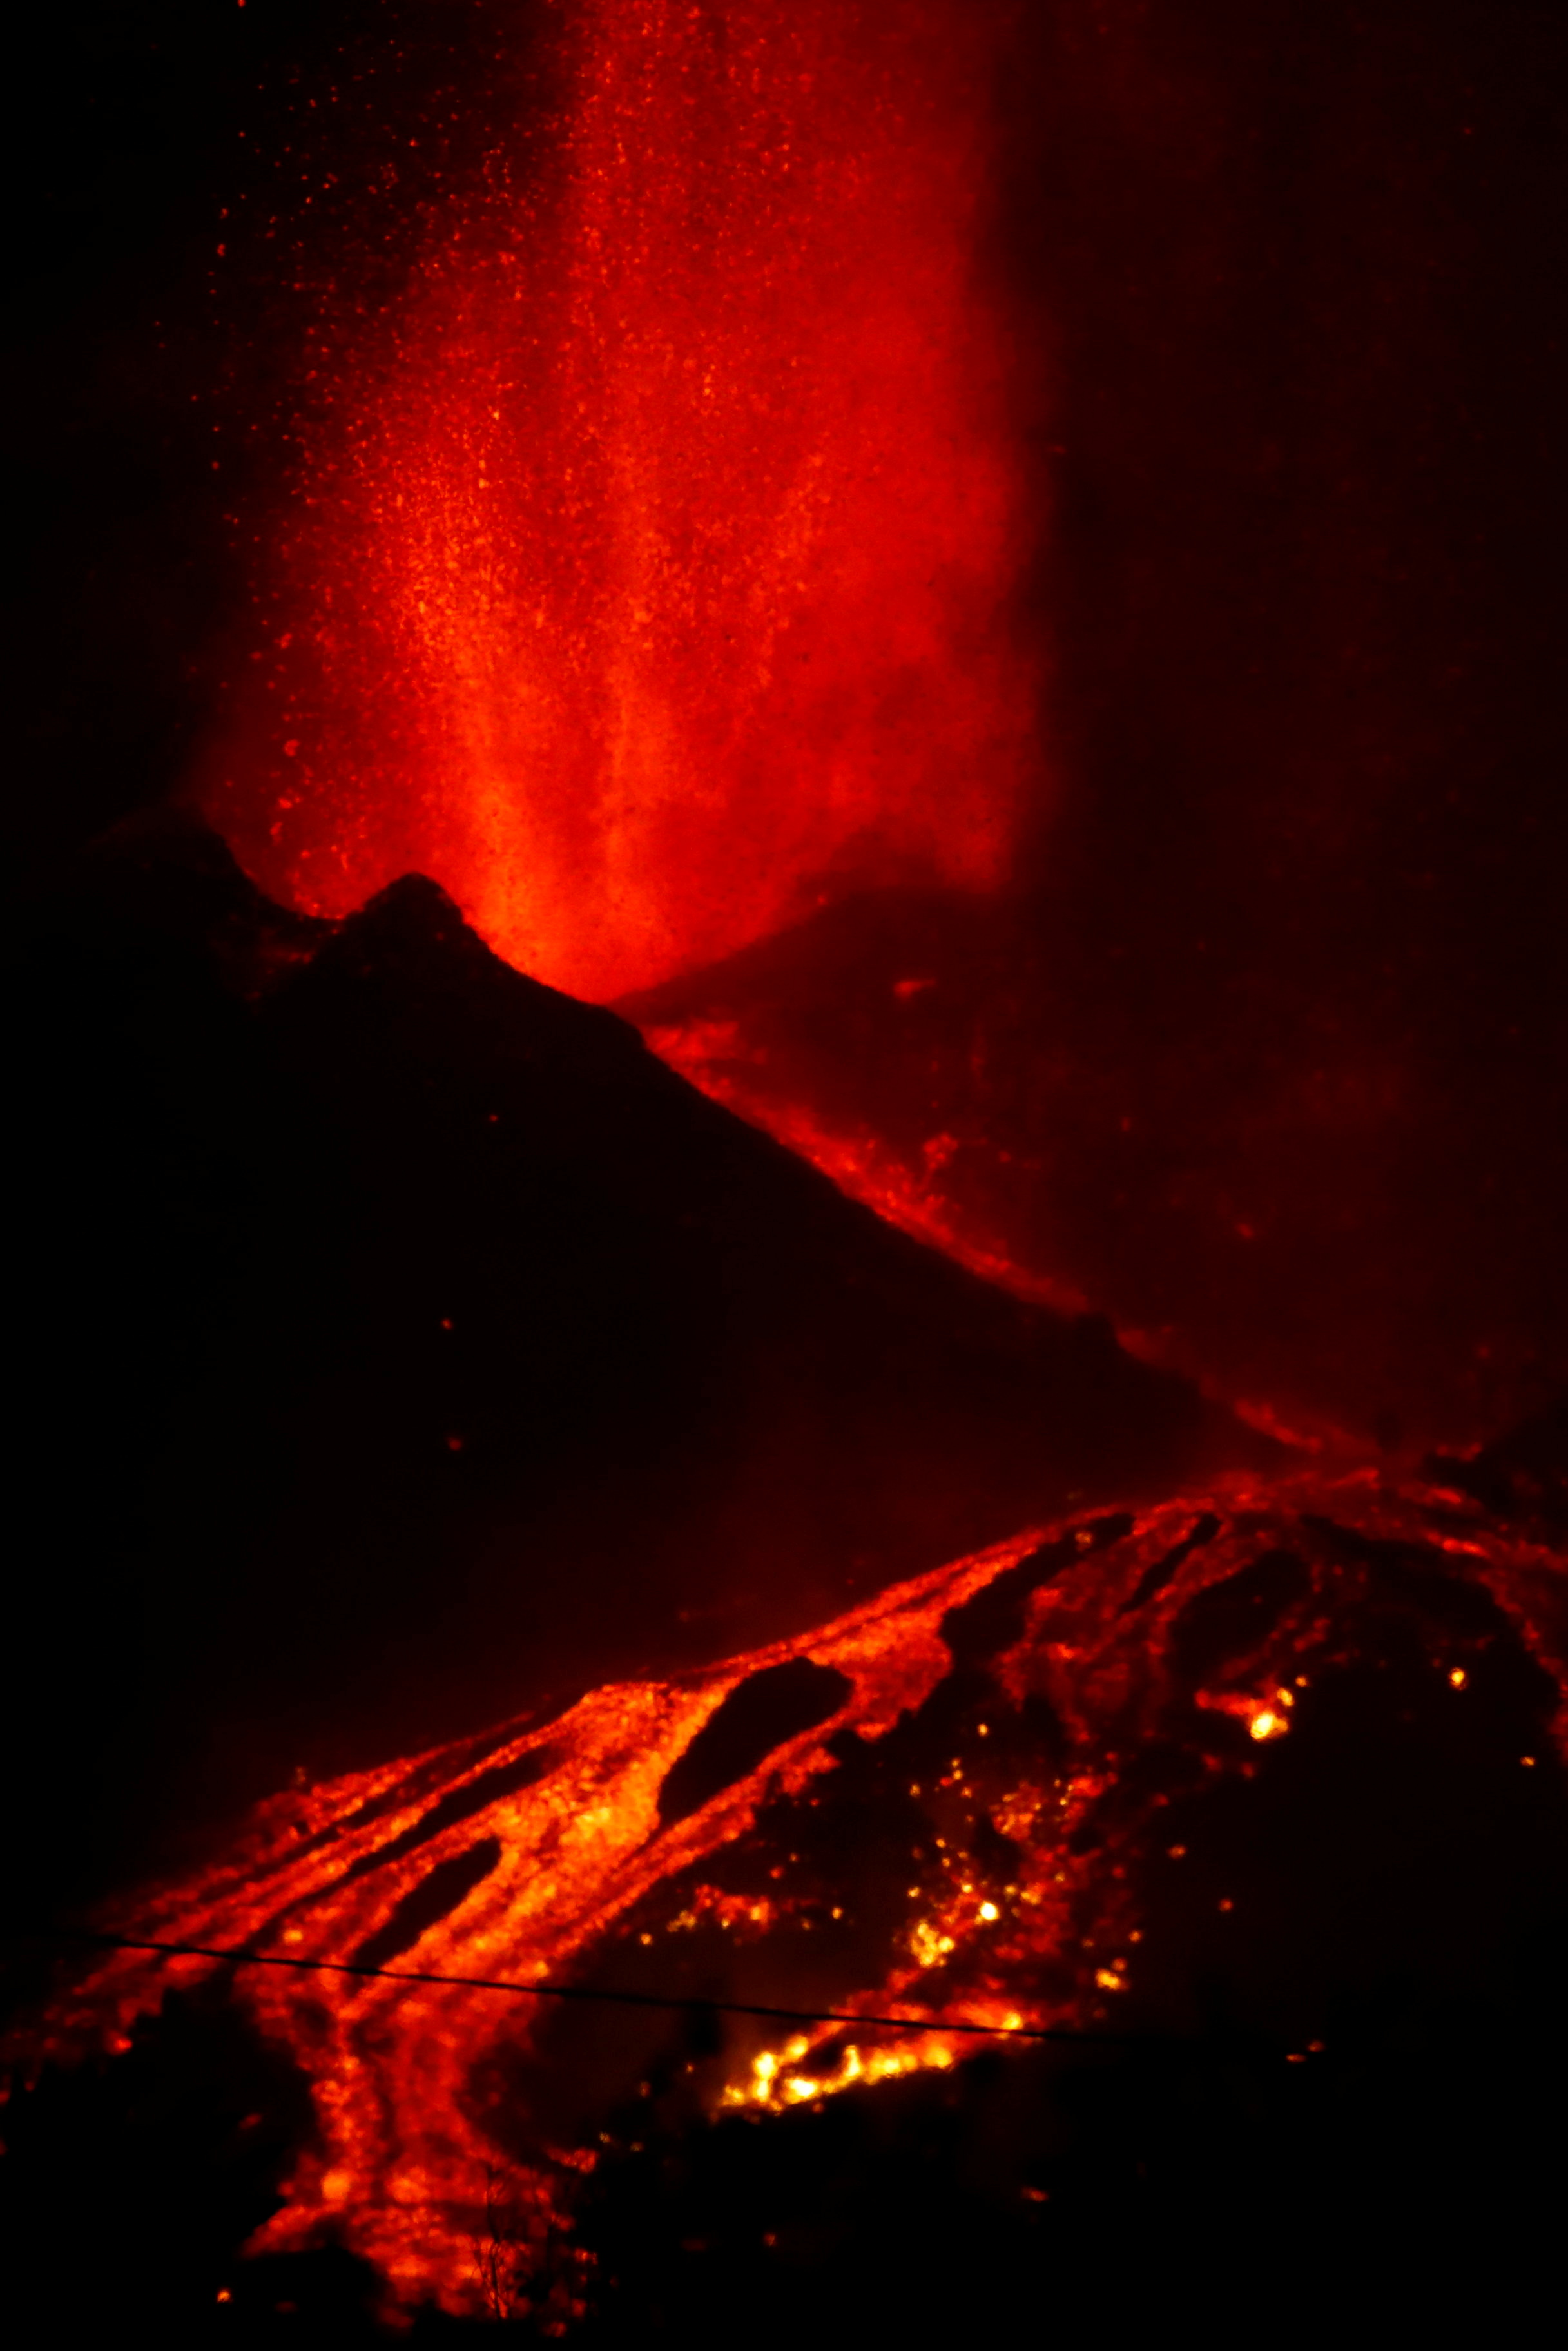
left=619, top=880, right=1568, bottom=1450
left=17, top=1462, right=1567, bottom=2334
left=6, top=815, right=1257, bottom=1921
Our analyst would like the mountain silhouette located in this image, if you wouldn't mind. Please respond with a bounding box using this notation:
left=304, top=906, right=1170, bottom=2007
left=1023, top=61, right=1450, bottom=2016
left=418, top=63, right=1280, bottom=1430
left=5, top=813, right=1260, bottom=1935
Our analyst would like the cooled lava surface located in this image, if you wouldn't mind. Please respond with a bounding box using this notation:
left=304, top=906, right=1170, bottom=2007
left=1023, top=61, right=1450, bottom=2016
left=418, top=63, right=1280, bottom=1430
left=19, top=1460, right=1567, bottom=2327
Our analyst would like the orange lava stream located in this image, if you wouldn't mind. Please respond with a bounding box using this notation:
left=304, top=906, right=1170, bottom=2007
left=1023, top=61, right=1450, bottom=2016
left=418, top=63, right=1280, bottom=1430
left=30, top=1533, right=1023, bottom=2315
left=207, top=0, right=1041, bottom=1003
left=20, top=1472, right=1566, bottom=2322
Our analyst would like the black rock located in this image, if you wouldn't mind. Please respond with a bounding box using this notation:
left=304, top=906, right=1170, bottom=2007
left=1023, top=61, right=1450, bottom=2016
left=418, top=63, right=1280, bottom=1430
left=4, top=815, right=1259, bottom=1933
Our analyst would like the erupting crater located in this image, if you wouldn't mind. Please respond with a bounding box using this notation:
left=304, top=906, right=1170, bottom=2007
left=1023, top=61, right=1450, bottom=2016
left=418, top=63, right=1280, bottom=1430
left=208, top=0, right=1041, bottom=1006
left=11, top=3, right=1563, bottom=2339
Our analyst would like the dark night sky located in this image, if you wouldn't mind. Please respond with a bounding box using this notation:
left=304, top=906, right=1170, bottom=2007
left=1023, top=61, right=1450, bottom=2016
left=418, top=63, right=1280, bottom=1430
left=999, top=2, right=1568, bottom=1435
left=8, top=0, right=1565, bottom=1408
left=2, top=26, right=1565, bottom=2331
left=4, top=0, right=1565, bottom=1898
left=8, top=1, right=1563, bottom=899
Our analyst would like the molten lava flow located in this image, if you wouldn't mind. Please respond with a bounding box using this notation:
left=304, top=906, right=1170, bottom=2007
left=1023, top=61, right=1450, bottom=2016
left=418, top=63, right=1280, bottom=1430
left=22, top=1469, right=1566, bottom=2323
left=207, top=1, right=1040, bottom=1003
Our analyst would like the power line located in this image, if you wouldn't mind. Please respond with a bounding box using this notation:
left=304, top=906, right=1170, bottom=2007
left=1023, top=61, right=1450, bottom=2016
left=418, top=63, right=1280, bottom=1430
left=59, top=1928, right=1145, bottom=2045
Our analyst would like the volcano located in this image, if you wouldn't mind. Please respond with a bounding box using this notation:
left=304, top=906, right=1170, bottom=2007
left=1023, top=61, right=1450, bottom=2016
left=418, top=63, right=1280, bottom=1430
left=5, top=816, right=1249, bottom=1926
left=10, top=831, right=1565, bottom=2336
left=6, top=0, right=1564, bottom=2338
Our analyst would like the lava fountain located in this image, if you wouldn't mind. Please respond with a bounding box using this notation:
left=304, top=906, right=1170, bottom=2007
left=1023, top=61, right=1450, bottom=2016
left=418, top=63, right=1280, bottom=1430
left=206, top=0, right=1042, bottom=1003
left=11, top=4, right=1563, bottom=2337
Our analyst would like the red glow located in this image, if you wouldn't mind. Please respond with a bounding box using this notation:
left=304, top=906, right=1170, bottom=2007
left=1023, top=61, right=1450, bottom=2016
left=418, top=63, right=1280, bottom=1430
left=206, top=1, right=1041, bottom=1002
left=24, top=1469, right=1565, bottom=2321
left=643, top=1012, right=1092, bottom=1319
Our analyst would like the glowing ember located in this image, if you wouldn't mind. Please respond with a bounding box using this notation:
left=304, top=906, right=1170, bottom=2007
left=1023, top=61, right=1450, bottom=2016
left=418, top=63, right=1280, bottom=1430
left=19, top=1467, right=1565, bottom=2322
left=207, top=0, right=1040, bottom=1003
